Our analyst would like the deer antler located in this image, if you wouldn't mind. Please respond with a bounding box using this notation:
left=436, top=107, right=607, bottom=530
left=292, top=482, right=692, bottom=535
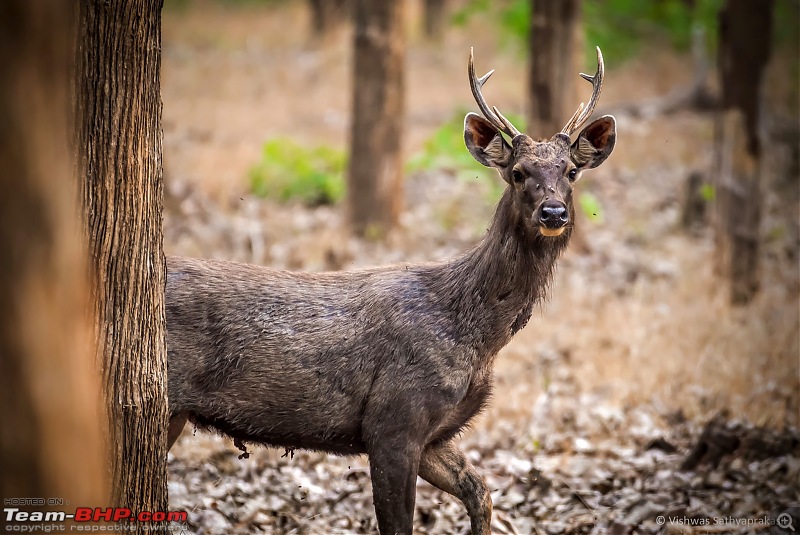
left=468, top=48, right=521, bottom=139
left=562, top=46, right=605, bottom=136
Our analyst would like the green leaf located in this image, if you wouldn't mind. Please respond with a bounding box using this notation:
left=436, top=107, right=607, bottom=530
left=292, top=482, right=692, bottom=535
left=249, top=138, right=346, bottom=206
left=454, top=0, right=725, bottom=67
left=406, top=108, right=525, bottom=181
left=579, top=191, right=603, bottom=223
left=700, top=184, right=715, bottom=202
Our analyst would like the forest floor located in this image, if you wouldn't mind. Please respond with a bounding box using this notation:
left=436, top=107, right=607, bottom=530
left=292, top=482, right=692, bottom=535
left=163, top=2, right=799, bottom=533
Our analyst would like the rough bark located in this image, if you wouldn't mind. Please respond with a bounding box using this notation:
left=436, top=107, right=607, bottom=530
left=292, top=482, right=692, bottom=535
left=0, top=1, right=107, bottom=507
left=712, top=0, right=773, bottom=304
left=528, top=0, right=582, bottom=140
left=347, top=0, right=405, bottom=237
left=74, top=1, right=169, bottom=510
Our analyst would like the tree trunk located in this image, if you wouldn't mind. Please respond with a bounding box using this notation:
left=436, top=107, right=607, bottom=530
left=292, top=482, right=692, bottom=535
left=309, top=0, right=349, bottom=42
left=423, top=0, right=447, bottom=40
left=347, top=0, right=405, bottom=237
left=713, top=0, right=773, bottom=304
left=0, top=0, right=107, bottom=508
left=528, top=0, right=582, bottom=139
left=74, top=0, right=169, bottom=510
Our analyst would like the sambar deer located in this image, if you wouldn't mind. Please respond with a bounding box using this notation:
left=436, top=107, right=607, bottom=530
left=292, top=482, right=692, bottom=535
left=167, top=48, right=616, bottom=535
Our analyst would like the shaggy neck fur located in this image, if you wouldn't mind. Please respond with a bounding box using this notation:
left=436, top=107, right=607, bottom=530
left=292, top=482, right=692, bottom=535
left=428, top=186, right=572, bottom=356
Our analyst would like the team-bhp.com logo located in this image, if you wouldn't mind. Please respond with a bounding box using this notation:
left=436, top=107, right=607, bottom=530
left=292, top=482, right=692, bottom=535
left=5, top=507, right=188, bottom=523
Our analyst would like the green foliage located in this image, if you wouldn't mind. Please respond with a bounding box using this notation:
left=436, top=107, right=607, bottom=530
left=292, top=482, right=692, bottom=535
left=408, top=109, right=528, bottom=175
left=451, top=0, right=529, bottom=51
left=583, top=0, right=722, bottom=64
left=452, top=0, right=724, bottom=64
left=773, top=0, right=800, bottom=47
left=578, top=191, right=603, bottom=223
left=407, top=108, right=487, bottom=179
left=700, top=183, right=715, bottom=202
left=406, top=109, right=526, bottom=197
left=249, top=138, right=346, bottom=206
left=451, top=0, right=489, bottom=27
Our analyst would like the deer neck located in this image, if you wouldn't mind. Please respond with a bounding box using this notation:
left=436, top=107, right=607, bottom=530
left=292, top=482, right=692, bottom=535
left=437, top=187, right=571, bottom=353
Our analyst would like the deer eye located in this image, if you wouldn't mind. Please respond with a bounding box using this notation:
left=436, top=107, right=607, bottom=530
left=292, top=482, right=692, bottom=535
left=512, top=169, right=525, bottom=184
left=568, top=168, right=579, bottom=181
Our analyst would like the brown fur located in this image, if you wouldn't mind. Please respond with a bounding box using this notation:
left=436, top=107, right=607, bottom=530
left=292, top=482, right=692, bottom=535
left=166, top=113, right=616, bottom=534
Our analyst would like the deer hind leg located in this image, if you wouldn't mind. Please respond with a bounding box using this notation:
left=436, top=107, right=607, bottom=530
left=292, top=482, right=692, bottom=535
left=419, top=439, right=492, bottom=535
left=167, top=411, right=189, bottom=450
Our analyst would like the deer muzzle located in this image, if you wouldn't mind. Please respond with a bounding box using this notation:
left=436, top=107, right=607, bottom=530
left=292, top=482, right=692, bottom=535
left=538, top=201, right=569, bottom=237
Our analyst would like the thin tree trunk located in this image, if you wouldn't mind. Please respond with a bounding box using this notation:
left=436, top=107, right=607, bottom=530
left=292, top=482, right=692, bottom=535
left=714, top=110, right=761, bottom=302
left=713, top=0, right=773, bottom=304
left=347, top=0, right=405, bottom=237
left=0, top=1, right=107, bottom=507
left=309, top=0, right=349, bottom=41
left=528, top=0, right=582, bottom=139
left=74, top=0, right=169, bottom=510
left=423, top=0, right=447, bottom=40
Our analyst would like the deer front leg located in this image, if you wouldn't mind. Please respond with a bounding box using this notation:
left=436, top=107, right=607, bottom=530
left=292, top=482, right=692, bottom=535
left=363, top=397, right=425, bottom=535
left=419, top=440, right=492, bottom=535
left=366, top=437, right=421, bottom=535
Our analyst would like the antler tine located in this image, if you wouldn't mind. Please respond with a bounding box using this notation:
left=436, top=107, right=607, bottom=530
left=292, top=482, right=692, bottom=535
left=492, top=106, right=521, bottom=138
left=562, top=46, right=605, bottom=135
left=469, top=48, right=521, bottom=139
left=561, top=102, right=585, bottom=135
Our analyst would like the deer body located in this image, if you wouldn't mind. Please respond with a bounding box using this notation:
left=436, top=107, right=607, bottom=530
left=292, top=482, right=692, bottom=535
left=167, top=188, right=566, bottom=450
left=167, top=49, right=616, bottom=535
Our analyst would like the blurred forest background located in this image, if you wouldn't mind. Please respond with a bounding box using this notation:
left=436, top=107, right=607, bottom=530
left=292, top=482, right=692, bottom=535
left=162, top=0, right=799, bottom=421
left=2, top=1, right=797, bottom=532
left=156, top=0, right=800, bottom=533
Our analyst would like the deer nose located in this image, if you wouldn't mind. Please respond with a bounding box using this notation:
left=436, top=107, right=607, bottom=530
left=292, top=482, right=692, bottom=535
left=539, top=201, right=569, bottom=228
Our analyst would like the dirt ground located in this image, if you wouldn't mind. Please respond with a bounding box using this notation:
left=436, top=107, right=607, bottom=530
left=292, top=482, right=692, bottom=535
left=162, top=2, right=799, bottom=533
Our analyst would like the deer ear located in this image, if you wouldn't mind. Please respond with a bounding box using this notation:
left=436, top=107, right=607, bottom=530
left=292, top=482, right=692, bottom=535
left=464, top=113, right=512, bottom=168
left=571, top=115, right=616, bottom=169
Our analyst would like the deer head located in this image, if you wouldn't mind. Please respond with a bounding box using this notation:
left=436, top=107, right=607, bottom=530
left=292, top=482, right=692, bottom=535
left=464, top=47, right=616, bottom=239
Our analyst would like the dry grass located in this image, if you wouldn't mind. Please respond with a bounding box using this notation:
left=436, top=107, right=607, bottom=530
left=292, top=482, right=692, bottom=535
left=545, top=249, right=796, bottom=426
